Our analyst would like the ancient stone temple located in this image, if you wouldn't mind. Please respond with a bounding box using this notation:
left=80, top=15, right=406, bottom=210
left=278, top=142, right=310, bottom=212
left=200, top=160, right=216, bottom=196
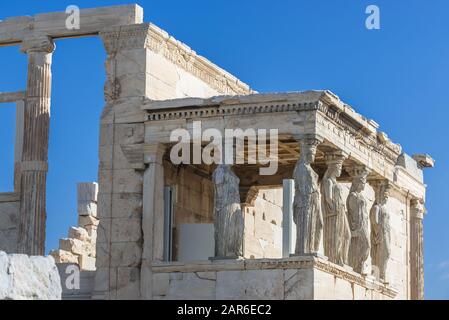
left=0, top=4, right=434, bottom=300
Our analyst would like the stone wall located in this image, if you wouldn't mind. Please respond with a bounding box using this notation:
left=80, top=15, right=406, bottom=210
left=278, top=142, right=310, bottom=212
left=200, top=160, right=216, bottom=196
left=244, top=189, right=283, bottom=259
left=95, top=21, right=252, bottom=299
left=0, top=195, right=19, bottom=253
left=151, top=256, right=397, bottom=300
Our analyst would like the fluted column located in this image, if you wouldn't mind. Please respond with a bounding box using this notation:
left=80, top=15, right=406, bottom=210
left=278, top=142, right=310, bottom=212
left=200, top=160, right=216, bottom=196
left=410, top=198, right=425, bottom=300
left=17, top=35, right=55, bottom=255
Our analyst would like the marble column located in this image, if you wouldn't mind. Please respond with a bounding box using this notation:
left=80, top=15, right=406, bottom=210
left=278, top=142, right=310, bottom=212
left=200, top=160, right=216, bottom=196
left=410, top=198, right=425, bottom=300
left=17, top=35, right=55, bottom=255
left=292, top=135, right=323, bottom=255
left=141, top=143, right=165, bottom=299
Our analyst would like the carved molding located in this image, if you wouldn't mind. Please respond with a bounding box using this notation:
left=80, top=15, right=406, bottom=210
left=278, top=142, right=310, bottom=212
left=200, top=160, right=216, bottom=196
left=100, top=23, right=252, bottom=95
left=317, top=104, right=401, bottom=165
left=145, top=95, right=401, bottom=167
left=100, top=24, right=151, bottom=54
left=151, top=257, right=398, bottom=298
left=146, top=101, right=320, bottom=121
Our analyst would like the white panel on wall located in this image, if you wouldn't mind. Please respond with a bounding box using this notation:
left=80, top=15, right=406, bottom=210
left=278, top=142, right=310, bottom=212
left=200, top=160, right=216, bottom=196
left=178, top=223, right=214, bottom=261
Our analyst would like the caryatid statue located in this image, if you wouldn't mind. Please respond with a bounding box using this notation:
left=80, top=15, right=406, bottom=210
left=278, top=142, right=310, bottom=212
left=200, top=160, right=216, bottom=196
left=212, top=164, right=244, bottom=258
left=370, top=181, right=391, bottom=283
left=347, top=166, right=371, bottom=274
left=321, top=152, right=351, bottom=265
left=293, top=138, right=323, bottom=255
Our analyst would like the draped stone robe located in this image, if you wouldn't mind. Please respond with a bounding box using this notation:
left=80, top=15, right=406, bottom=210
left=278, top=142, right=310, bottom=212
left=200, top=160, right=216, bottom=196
left=347, top=191, right=370, bottom=274
left=212, top=165, right=244, bottom=258
left=293, top=162, right=323, bottom=254
left=370, top=203, right=391, bottom=281
left=321, top=177, right=351, bottom=265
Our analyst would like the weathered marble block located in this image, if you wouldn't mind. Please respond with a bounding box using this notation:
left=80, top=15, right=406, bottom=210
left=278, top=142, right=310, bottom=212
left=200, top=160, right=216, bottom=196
left=0, top=251, right=61, bottom=300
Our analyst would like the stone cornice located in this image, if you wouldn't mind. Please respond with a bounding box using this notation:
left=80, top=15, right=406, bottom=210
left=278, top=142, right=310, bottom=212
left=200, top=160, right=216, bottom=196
left=100, top=23, right=253, bottom=95
left=144, top=90, right=402, bottom=165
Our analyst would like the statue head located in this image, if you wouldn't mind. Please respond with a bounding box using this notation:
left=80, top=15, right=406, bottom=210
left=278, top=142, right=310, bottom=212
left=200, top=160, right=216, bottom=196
left=324, top=152, right=345, bottom=179
left=349, top=166, right=370, bottom=193
left=355, top=177, right=366, bottom=193
left=372, top=180, right=391, bottom=206
left=380, top=188, right=389, bottom=205
left=300, top=139, right=319, bottom=164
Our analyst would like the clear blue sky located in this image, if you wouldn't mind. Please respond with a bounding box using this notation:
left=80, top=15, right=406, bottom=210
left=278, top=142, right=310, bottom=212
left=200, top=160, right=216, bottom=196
left=0, top=0, right=448, bottom=299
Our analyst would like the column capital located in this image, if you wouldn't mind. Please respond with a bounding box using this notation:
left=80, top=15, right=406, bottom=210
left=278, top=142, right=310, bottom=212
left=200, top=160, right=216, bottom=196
left=347, top=165, right=371, bottom=179
left=292, top=133, right=324, bottom=145
left=143, top=143, right=166, bottom=165
left=368, top=179, right=392, bottom=204
left=368, top=178, right=392, bottom=189
left=411, top=198, right=425, bottom=219
left=324, top=150, right=348, bottom=165
left=20, top=34, right=55, bottom=54
left=100, top=23, right=151, bottom=55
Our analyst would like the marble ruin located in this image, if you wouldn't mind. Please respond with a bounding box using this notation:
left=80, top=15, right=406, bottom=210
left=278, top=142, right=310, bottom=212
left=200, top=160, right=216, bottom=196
left=0, top=4, right=434, bottom=300
left=50, top=183, right=99, bottom=271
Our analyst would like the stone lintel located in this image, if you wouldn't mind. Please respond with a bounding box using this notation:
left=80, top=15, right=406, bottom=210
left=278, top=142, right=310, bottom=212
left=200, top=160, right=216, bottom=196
left=0, top=4, right=143, bottom=46
left=0, top=91, right=26, bottom=103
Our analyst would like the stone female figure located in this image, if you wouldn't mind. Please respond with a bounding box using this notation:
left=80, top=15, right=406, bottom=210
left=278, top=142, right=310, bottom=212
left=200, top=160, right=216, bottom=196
left=293, top=139, right=323, bottom=255
left=370, top=182, right=391, bottom=282
left=212, top=164, right=244, bottom=258
left=321, top=155, right=351, bottom=265
left=347, top=168, right=370, bottom=274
